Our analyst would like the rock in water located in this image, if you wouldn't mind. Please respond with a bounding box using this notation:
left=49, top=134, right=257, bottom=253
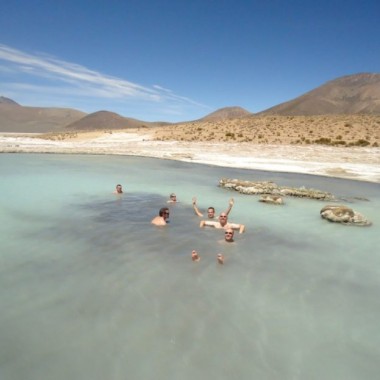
left=259, top=195, right=284, bottom=205
left=219, top=178, right=334, bottom=200
left=320, top=205, right=372, bottom=226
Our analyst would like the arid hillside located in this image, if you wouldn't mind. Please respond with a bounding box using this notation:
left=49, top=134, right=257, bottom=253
left=153, top=114, right=380, bottom=147
left=0, top=97, right=169, bottom=132
left=260, top=73, right=380, bottom=115
left=2, top=72, right=380, bottom=142
left=199, top=106, right=252, bottom=121
left=64, top=110, right=165, bottom=130
left=0, top=97, right=86, bottom=133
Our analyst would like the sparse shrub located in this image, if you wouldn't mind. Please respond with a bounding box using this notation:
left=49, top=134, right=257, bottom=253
left=354, top=139, right=370, bottom=147
left=314, top=137, right=331, bottom=145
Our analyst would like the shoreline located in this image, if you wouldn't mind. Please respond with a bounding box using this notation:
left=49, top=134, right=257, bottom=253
left=1, top=131, right=380, bottom=183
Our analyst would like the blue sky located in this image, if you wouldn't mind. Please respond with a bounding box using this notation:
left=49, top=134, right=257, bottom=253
left=1, top=0, right=379, bottom=122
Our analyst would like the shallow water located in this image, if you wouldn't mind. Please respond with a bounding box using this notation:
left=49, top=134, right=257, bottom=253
left=0, top=153, right=379, bottom=380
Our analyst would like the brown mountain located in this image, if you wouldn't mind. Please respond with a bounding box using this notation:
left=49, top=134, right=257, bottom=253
left=0, top=96, right=19, bottom=105
left=2, top=72, right=379, bottom=134
left=201, top=106, right=252, bottom=121
left=0, top=98, right=86, bottom=133
left=259, top=73, right=380, bottom=115
left=64, top=110, right=164, bottom=130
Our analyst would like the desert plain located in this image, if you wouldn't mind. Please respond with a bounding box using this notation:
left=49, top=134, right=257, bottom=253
left=1, top=114, right=380, bottom=183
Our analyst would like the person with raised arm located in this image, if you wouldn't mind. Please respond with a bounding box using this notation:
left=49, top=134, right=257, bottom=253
left=200, top=212, right=245, bottom=234
left=192, top=197, right=234, bottom=219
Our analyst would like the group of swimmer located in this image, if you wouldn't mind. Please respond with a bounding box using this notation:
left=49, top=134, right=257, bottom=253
left=113, top=184, right=245, bottom=264
left=150, top=190, right=245, bottom=264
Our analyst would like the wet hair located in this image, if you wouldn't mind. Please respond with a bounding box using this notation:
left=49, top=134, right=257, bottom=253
left=159, top=207, right=169, bottom=217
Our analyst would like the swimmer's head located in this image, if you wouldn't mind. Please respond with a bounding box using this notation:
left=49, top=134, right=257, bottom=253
left=219, top=213, right=228, bottom=225
left=207, top=207, right=215, bottom=218
left=224, top=229, right=234, bottom=242
left=159, top=207, right=170, bottom=219
left=115, top=184, right=123, bottom=193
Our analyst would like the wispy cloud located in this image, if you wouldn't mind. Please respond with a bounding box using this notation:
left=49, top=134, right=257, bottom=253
left=0, top=44, right=208, bottom=114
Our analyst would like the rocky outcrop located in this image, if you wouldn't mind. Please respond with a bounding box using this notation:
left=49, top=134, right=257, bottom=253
left=320, top=205, right=372, bottom=226
left=259, top=195, right=284, bottom=205
left=219, top=178, right=335, bottom=200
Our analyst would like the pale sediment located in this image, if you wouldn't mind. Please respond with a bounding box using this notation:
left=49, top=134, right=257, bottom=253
left=1, top=131, right=379, bottom=183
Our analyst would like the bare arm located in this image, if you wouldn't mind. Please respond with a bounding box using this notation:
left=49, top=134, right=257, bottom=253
left=228, top=222, right=245, bottom=233
left=192, top=197, right=204, bottom=217
left=200, top=220, right=218, bottom=228
left=225, top=198, right=234, bottom=216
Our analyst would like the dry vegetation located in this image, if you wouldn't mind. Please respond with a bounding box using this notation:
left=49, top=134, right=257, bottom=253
left=36, top=114, right=380, bottom=148
left=36, top=130, right=110, bottom=141
left=153, top=115, right=380, bottom=147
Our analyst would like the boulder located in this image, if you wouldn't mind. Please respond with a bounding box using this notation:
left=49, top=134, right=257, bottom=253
left=320, top=205, right=372, bottom=226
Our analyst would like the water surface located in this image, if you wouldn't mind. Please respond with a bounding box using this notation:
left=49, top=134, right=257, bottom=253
left=1, top=154, right=379, bottom=380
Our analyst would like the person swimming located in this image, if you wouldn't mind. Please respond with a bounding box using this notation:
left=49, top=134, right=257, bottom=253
left=167, top=193, right=178, bottom=203
left=192, top=197, right=234, bottom=219
left=151, top=207, right=170, bottom=226
left=191, top=250, right=200, bottom=261
left=113, top=184, right=123, bottom=194
left=200, top=213, right=245, bottom=234
left=224, top=228, right=235, bottom=243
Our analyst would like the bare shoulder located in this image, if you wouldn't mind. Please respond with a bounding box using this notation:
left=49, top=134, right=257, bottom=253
left=151, top=216, right=166, bottom=226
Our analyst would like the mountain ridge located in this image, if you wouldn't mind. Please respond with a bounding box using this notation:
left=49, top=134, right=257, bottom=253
left=259, top=72, right=380, bottom=115
left=1, top=72, right=380, bottom=132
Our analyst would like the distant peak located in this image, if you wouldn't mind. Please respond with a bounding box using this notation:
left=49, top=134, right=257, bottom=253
left=0, top=96, right=20, bottom=106
left=259, top=72, right=380, bottom=116
left=202, top=106, right=252, bottom=121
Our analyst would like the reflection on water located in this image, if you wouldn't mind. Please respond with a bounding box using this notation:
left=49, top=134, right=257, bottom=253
left=0, top=154, right=380, bottom=380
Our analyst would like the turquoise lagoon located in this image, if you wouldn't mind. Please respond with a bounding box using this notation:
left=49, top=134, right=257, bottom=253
left=0, top=153, right=379, bottom=380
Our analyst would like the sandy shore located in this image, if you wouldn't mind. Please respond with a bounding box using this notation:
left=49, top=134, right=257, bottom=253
left=1, top=131, right=380, bottom=183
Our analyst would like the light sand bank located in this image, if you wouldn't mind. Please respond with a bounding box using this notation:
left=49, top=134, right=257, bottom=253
left=1, top=131, right=379, bottom=183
